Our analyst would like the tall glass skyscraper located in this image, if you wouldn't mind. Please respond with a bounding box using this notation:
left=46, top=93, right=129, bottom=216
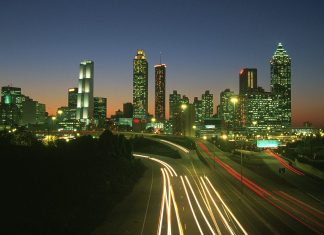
left=239, top=68, right=257, bottom=94
left=133, top=50, right=148, bottom=120
left=154, top=64, right=166, bottom=121
left=270, top=43, right=291, bottom=129
left=169, top=90, right=181, bottom=121
left=68, top=88, right=78, bottom=109
left=94, top=97, right=107, bottom=127
left=76, top=60, right=94, bottom=124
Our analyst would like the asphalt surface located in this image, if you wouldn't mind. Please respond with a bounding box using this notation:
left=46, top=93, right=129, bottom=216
left=93, top=138, right=324, bottom=235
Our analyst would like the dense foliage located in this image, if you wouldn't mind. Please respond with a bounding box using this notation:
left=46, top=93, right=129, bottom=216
left=278, top=135, right=324, bottom=170
left=0, top=129, right=145, bottom=234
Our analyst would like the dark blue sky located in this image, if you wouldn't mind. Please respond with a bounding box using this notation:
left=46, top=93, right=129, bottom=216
left=1, top=0, right=324, bottom=126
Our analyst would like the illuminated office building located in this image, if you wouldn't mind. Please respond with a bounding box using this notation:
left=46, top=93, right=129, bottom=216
left=193, top=97, right=202, bottom=124
left=219, top=89, right=238, bottom=129
left=239, top=68, right=257, bottom=94
left=76, top=60, right=94, bottom=124
left=94, top=97, right=107, bottom=127
left=202, top=90, right=213, bottom=119
left=270, top=43, right=291, bottom=130
left=240, top=88, right=281, bottom=133
left=0, top=86, right=22, bottom=126
left=169, top=90, right=181, bottom=121
left=133, top=50, right=148, bottom=120
left=68, top=88, right=78, bottom=108
left=154, top=64, right=166, bottom=121
left=68, top=87, right=78, bottom=119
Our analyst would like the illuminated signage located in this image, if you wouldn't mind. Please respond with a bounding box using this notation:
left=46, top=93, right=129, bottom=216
left=257, top=140, right=280, bottom=148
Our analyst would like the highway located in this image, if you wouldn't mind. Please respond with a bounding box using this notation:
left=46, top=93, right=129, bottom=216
left=93, top=137, right=324, bottom=234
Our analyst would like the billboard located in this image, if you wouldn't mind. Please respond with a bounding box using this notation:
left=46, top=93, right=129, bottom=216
left=257, top=139, right=280, bottom=148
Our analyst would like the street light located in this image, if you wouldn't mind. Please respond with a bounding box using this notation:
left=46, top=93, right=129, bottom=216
left=181, top=104, right=187, bottom=110
left=230, top=96, right=243, bottom=194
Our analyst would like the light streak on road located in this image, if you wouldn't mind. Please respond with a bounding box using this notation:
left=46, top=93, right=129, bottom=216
left=164, top=168, right=172, bottom=235
left=133, top=153, right=178, bottom=176
left=204, top=176, right=249, bottom=235
left=180, top=176, right=204, bottom=235
left=159, top=139, right=190, bottom=153
left=199, top=177, right=235, bottom=235
left=184, top=176, right=217, bottom=235
left=197, top=141, right=323, bottom=234
left=171, top=188, right=184, bottom=235
left=157, top=169, right=167, bottom=235
left=186, top=170, right=221, bottom=235
left=197, top=177, right=221, bottom=235
left=265, top=149, right=304, bottom=176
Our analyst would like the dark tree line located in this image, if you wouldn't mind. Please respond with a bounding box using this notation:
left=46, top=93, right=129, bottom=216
left=278, top=134, right=324, bottom=170
left=0, top=129, right=145, bottom=234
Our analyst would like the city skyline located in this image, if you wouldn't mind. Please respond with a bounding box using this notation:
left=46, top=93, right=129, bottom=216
left=1, top=0, right=324, bottom=127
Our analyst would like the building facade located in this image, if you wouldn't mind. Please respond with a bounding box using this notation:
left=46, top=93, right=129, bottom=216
left=240, top=88, right=282, bottom=134
left=133, top=50, right=148, bottom=120
left=239, top=68, right=257, bottom=94
left=68, top=88, right=78, bottom=120
left=0, top=86, right=22, bottom=126
left=202, top=90, right=213, bottom=120
left=154, top=64, right=166, bottom=121
left=219, top=89, right=238, bottom=130
left=123, top=102, right=133, bottom=118
left=169, top=90, right=181, bottom=121
left=270, top=43, right=291, bottom=130
left=76, top=60, right=94, bottom=124
left=193, top=97, right=203, bottom=124
left=94, top=97, right=107, bottom=127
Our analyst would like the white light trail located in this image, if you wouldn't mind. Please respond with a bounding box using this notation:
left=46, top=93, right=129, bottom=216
left=204, top=176, right=248, bottom=235
left=164, top=168, right=172, bottom=235
left=133, top=153, right=178, bottom=177
left=171, top=185, right=184, bottom=235
left=160, top=139, right=190, bottom=153
left=185, top=176, right=216, bottom=235
left=180, top=176, right=204, bottom=235
left=157, top=169, right=167, bottom=235
left=199, top=177, right=235, bottom=235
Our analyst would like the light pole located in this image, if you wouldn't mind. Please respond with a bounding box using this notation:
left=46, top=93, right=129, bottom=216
left=51, top=116, right=56, bottom=133
left=230, top=96, right=243, bottom=193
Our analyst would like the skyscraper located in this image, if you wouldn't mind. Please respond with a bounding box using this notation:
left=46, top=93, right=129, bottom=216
left=0, top=86, right=22, bottom=126
left=123, top=102, right=133, bottom=118
left=240, top=88, right=281, bottom=133
left=68, top=88, right=78, bottom=109
left=76, top=60, right=94, bottom=125
left=133, top=50, right=148, bottom=120
left=94, top=97, right=107, bottom=127
left=219, top=89, right=237, bottom=129
left=202, top=90, right=213, bottom=119
left=270, top=43, right=291, bottom=129
left=193, top=97, right=203, bottom=124
left=154, top=64, right=166, bottom=121
left=68, top=88, right=78, bottom=120
left=169, top=90, right=181, bottom=120
left=239, top=68, right=257, bottom=94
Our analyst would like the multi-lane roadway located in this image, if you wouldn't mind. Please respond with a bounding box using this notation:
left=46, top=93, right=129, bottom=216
left=93, top=137, right=324, bottom=235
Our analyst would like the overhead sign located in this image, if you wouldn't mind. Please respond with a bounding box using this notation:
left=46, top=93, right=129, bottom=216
left=257, top=140, right=280, bottom=148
